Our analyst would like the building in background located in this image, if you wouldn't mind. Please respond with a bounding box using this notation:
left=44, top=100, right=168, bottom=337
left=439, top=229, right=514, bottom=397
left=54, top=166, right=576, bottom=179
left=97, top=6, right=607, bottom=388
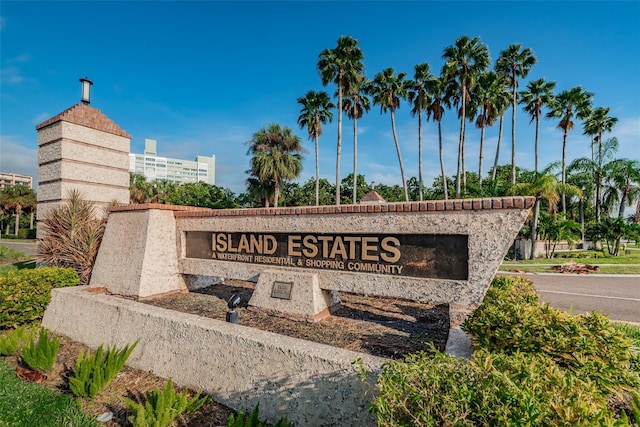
left=0, top=172, right=33, bottom=189
left=129, top=139, right=215, bottom=186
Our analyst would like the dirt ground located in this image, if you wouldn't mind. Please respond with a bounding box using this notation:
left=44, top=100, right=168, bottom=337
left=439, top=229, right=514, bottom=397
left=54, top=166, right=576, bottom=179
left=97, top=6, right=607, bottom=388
left=4, top=281, right=449, bottom=426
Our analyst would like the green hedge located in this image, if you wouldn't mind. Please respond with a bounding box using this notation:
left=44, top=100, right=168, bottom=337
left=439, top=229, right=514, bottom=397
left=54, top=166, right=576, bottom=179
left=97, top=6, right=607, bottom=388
left=368, top=275, right=640, bottom=426
left=0, top=228, right=37, bottom=239
left=0, top=268, right=79, bottom=329
left=462, top=275, right=639, bottom=394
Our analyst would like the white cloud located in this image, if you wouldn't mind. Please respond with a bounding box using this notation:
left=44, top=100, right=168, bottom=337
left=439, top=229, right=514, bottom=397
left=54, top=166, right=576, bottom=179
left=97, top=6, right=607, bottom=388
left=1, top=66, right=25, bottom=84
left=0, top=136, right=38, bottom=186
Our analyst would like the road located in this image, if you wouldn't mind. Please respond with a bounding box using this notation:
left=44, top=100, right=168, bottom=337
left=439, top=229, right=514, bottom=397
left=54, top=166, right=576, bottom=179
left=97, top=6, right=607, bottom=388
left=0, top=240, right=38, bottom=256
left=506, top=272, right=640, bottom=323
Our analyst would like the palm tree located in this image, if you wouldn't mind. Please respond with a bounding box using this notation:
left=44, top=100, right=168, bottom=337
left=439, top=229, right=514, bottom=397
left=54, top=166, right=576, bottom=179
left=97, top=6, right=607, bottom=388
left=546, top=86, right=593, bottom=213
left=0, top=184, right=34, bottom=236
left=297, top=90, right=334, bottom=206
left=442, top=35, right=490, bottom=198
left=489, top=74, right=512, bottom=182
left=495, top=44, right=537, bottom=185
left=343, top=80, right=370, bottom=204
left=366, top=67, right=410, bottom=201
left=583, top=106, right=618, bottom=221
left=468, top=71, right=503, bottom=186
left=407, top=62, right=433, bottom=200
left=568, top=137, right=618, bottom=224
left=511, top=168, right=581, bottom=259
left=603, top=158, right=640, bottom=218
left=519, top=78, right=556, bottom=173
left=425, top=75, right=452, bottom=200
left=318, top=35, right=365, bottom=205
left=246, top=123, right=304, bottom=207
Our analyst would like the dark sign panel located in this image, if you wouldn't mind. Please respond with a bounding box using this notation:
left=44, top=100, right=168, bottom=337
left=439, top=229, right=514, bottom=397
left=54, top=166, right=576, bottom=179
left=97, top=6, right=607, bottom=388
left=185, top=231, right=468, bottom=280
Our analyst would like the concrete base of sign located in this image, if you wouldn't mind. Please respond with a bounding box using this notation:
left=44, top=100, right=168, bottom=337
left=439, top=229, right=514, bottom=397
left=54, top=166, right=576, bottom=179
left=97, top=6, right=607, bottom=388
left=42, top=286, right=382, bottom=427
left=444, top=328, right=473, bottom=358
left=249, top=270, right=342, bottom=321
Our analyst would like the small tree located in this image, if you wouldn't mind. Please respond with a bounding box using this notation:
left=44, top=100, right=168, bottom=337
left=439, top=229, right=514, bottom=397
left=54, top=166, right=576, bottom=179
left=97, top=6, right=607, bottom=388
left=38, top=190, right=106, bottom=285
left=587, top=217, right=640, bottom=256
left=538, top=213, right=581, bottom=258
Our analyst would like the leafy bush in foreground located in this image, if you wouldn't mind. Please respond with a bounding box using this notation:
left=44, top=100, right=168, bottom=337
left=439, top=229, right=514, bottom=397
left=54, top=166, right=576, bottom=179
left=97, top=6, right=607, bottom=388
left=370, top=349, right=630, bottom=426
left=227, top=403, right=294, bottom=427
left=69, top=341, right=138, bottom=398
left=21, top=328, right=59, bottom=372
left=0, top=325, right=36, bottom=356
left=0, top=267, right=79, bottom=329
left=463, top=275, right=639, bottom=394
left=124, top=378, right=208, bottom=427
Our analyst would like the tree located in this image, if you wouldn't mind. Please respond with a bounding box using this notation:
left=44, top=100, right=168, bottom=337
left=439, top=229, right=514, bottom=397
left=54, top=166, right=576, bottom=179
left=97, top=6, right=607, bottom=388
left=343, top=79, right=370, bottom=204
left=510, top=169, right=582, bottom=259
left=603, top=158, right=640, bottom=219
left=318, top=35, right=364, bottom=205
left=407, top=62, right=433, bottom=201
left=519, top=78, right=556, bottom=173
left=296, top=90, right=334, bottom=206
left=546, top=86, right=593, bottom=213
left=468, top=71, right=504, bottom=186
left=495, top=43, right=537, bottom=185
left=583, top=107, right=618, bottom=221
left=425, top=75, right=453, bottom=200
left=367, top=67, right=410, bottom=201
left=587, top=217, right=640, bottom=256
left=0, top=184, right=35, bottom=236
left=246, top=123, right=304, bottom=207
left=538, top=213, right=581, bottom=259
left=568, top=137, right=618, bottom=224
left=340, top=173, right=371, bottom=205
left=489, top=77, right=512, bottom=182
left=442, top=35, right=490, bottom=198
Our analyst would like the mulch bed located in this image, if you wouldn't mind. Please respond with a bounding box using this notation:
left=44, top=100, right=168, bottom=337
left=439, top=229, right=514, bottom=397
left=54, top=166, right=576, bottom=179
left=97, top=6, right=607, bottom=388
left=142, top=279, right=450, bottom=359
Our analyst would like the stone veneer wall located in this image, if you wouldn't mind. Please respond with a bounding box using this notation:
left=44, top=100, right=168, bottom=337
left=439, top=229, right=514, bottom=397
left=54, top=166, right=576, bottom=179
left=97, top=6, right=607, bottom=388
left=36, top=104, right=131, bottom=232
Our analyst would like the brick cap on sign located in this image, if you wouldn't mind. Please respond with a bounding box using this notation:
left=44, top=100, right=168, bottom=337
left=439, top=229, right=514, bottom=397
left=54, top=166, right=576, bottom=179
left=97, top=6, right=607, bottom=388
left=108, top=196, right=535, bottom=218
left=35, top=103, right=131, bottom=138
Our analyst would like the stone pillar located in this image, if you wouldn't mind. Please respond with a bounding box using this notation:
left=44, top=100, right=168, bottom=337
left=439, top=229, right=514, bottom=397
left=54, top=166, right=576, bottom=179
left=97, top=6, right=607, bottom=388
left=36, top=103, right=131, bottom=235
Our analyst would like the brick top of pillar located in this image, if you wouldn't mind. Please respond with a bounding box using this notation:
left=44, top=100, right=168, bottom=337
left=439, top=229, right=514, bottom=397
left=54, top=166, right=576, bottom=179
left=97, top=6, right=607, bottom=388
left=35, top=103, right=131, bottom=138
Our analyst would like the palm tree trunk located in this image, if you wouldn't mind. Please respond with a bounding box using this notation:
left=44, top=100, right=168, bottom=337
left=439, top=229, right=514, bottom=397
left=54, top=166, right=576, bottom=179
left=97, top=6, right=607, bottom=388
left=274, top=182, right=280, bottom=208
left=29, top=210, right=34, bottom=229
left=511, top=83, right=517, bottom=185
left=530, top=197, right=540, bottom=260
left=492, top=115, right=504, bottom=181
left=456, top=84, right=467, bottom=199
left=596, top=131, right=604, bottom=222
left=438, top=120, right=448, bottom=200
left=314, top=133, right=320, bottom=206
left=352, top=117, right=358, bottom=204
left=14, top=212, right=20, bottom=236
left=561, top=129, right=568, bottom=214
left=391, top=111, right=409, bottom=201
left=634, top=197, right=640, bottom=223
left=478, top=125, right=485, bottom=186
left=618, top=185, right=628, bottom=218
left=418, top=112, right=423, bottom=201
left=336, top=81, right=343, bottom=205
left=534, top=116, right=540, bottom=173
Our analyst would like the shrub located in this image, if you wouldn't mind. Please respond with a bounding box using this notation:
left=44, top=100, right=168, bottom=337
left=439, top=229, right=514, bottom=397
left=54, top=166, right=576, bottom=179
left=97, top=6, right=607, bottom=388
left=0, top=325, right=36, bottom=356
left=370, top=348, right=629, bottom=427
left=124, top=378, right=208, bottom=427
left=228, top=403, right=294, bottom=427
left=21, top=328, right=59, bottom=372
left=38, top=189, right=106, bottom=285
left=463, top=275, right=639, bottom=394
left=0, top=267, right=79, bottom=329
left=69, top=341, right=138, bottom=398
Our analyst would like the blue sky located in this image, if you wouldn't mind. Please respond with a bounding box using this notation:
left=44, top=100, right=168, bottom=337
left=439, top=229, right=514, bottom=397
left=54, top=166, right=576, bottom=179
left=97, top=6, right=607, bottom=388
left=1, top=1, right=639, bottom=196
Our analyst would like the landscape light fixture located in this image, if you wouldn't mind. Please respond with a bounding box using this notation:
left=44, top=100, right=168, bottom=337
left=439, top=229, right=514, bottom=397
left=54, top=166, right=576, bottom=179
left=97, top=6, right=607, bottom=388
left=226, top=294, right=241, bottom=324
left=79, top=77, right=93, bottom=105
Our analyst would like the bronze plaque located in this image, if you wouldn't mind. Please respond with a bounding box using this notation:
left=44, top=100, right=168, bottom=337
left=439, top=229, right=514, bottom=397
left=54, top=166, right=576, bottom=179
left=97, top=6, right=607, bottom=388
left=271, top=281, right=293, bottom=300
left=185, top=231, right=468, bottom=280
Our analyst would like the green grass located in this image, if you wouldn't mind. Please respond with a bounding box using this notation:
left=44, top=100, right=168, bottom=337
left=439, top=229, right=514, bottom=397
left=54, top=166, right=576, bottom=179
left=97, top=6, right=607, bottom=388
left=500, top=247, right=640, bottom=274
left=0, top=358, right=99, bottom=427
left=0, top=245, right=36, bottom=275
